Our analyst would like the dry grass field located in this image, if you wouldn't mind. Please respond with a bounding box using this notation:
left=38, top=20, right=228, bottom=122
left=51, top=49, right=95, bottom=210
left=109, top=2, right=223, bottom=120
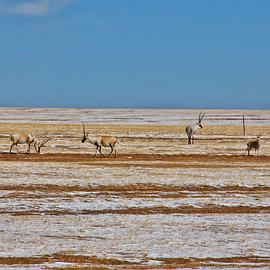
left=0, top=109, right=269, bottom=269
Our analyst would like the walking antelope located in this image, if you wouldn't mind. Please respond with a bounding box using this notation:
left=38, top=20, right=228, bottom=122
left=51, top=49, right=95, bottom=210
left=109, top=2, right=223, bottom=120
left=10, top=133, right=50, bottom=154
left=81, top=124, right=119, bottom=158
left=185, top=111, right=206, bottom=144
left=246, top=135, right=261, bottom=156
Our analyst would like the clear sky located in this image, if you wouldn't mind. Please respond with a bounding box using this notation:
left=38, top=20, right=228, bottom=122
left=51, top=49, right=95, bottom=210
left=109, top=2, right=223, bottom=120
left=0, top=0, right=269, bottom=109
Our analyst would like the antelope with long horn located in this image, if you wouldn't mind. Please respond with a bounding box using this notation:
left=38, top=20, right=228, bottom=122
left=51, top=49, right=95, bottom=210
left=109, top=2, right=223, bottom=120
left=246, top=135, right=261, bottom=156
left=81, top=123, right=119, bottom=158
left=10, top=133, right=50, bottom=154
left=185, top=111, right=206, bottom=144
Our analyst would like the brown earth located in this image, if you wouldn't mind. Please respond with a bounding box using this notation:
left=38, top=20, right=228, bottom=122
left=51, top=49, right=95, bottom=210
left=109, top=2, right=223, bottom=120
left=2, top=205, right=269, bottom=216
left=0, top=254, right=269, bottom=269
left=0, top=183, right=268, bottom=193
left=0, top=153, right=269, bottom=163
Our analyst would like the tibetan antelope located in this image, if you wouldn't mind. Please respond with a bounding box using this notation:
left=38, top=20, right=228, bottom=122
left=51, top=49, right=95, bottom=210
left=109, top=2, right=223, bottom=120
left=81, top=123, right=119, bottom=158
left=185, top=111, right=206, bottom=144
left=246, top=135, right=261, bottom=156
left=10, top=133, right=50, bottom=154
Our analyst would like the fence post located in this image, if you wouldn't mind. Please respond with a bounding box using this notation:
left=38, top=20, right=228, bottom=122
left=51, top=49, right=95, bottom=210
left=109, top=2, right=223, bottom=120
left=242, top=115, right=246, bottom=136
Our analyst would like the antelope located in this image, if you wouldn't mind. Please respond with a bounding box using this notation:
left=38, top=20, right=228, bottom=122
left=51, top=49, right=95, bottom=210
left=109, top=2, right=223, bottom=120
left=81, top=123, right=119, bottom=158
left=185, top=111, right=206, bottom=144
left=10, top=133, right=50, bottom=154
left=246, top=135, right=261, bottom=156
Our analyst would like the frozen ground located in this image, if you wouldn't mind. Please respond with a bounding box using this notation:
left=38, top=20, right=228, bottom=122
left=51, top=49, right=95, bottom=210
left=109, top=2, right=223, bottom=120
left=0, top=109, right=269, bottom=269
left=0, top=108, right=269, bottom=126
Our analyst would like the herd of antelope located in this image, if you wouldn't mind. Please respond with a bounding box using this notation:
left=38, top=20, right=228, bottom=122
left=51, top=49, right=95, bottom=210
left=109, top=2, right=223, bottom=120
left=7, top=111, right=261, bottom=157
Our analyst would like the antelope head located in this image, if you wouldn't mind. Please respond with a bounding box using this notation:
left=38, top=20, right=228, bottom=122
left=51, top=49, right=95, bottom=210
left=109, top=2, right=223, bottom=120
left=197, top=111, right=206, bottom=128
left=81, top=123, right=89, bottom=143
left=34, top=138, right=51, bottom=154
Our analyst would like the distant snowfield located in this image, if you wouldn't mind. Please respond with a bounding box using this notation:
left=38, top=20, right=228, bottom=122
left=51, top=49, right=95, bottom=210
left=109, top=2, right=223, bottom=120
left=0, top=107, right=270, bottom=125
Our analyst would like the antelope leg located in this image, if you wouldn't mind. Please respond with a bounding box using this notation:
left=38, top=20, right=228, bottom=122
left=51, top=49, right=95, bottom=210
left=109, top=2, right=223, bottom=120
left=15, top=145, right=20, bottom=154
left=108, top=146, right=114, bottom=158
left=9, top=143, right=14, bottom=154
left=94, top=147, right=98, bottom=158
left=27, top=143, right=31, bottom=154
left=98, top=147, right=106, bottom=158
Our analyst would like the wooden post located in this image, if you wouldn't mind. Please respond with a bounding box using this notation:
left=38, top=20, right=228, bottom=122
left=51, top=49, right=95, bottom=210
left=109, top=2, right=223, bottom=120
left=242, top=115, right=246, bottom=136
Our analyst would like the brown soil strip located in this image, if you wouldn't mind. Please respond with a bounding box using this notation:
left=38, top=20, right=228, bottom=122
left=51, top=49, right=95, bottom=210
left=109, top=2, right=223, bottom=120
left=1, top=184, right=268, bottom=200
left=0, top=183, right=269, bottom=194
left=2, top=205, right=269, bottom=216
left=0, top=254, right=268, bottom=269
left=1, top=153, right=270, bottom=163
left=0, top=254, right=130, bottom=266
left=146, top=257, right=270, bottom=270
left=158, top=257, right=270, bottom=264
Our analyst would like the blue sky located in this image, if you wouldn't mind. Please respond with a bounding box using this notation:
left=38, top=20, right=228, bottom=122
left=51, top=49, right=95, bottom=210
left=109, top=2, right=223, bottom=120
left=0, top=0, right=269, bottom=109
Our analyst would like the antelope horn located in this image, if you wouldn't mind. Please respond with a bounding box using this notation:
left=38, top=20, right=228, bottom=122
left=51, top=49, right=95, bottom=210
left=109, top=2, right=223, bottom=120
left=199, top=111, right=206, bottom=123
left=201, top=112, right=206, bottom=121
left=199, top=111, right=205, bottom=122
left=82, top=123, right=86, bottom=136
left=40, top=138, right=51, bottom=147
left=198, top=111, right=202, bottom=121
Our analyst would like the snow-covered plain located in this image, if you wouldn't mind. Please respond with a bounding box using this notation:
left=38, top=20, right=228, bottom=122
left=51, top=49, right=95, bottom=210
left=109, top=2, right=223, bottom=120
left=0, top=109, right=269, bottom=269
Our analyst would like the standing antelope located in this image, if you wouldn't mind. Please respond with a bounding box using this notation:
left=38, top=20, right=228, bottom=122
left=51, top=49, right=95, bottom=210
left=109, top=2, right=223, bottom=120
left=246, top=135, right=261, bottom=156
left=10, top=133, right=50, bottom=154
left=185, top=111, right=206, bottom=144
left=81, top=124, right=119, bottom=158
